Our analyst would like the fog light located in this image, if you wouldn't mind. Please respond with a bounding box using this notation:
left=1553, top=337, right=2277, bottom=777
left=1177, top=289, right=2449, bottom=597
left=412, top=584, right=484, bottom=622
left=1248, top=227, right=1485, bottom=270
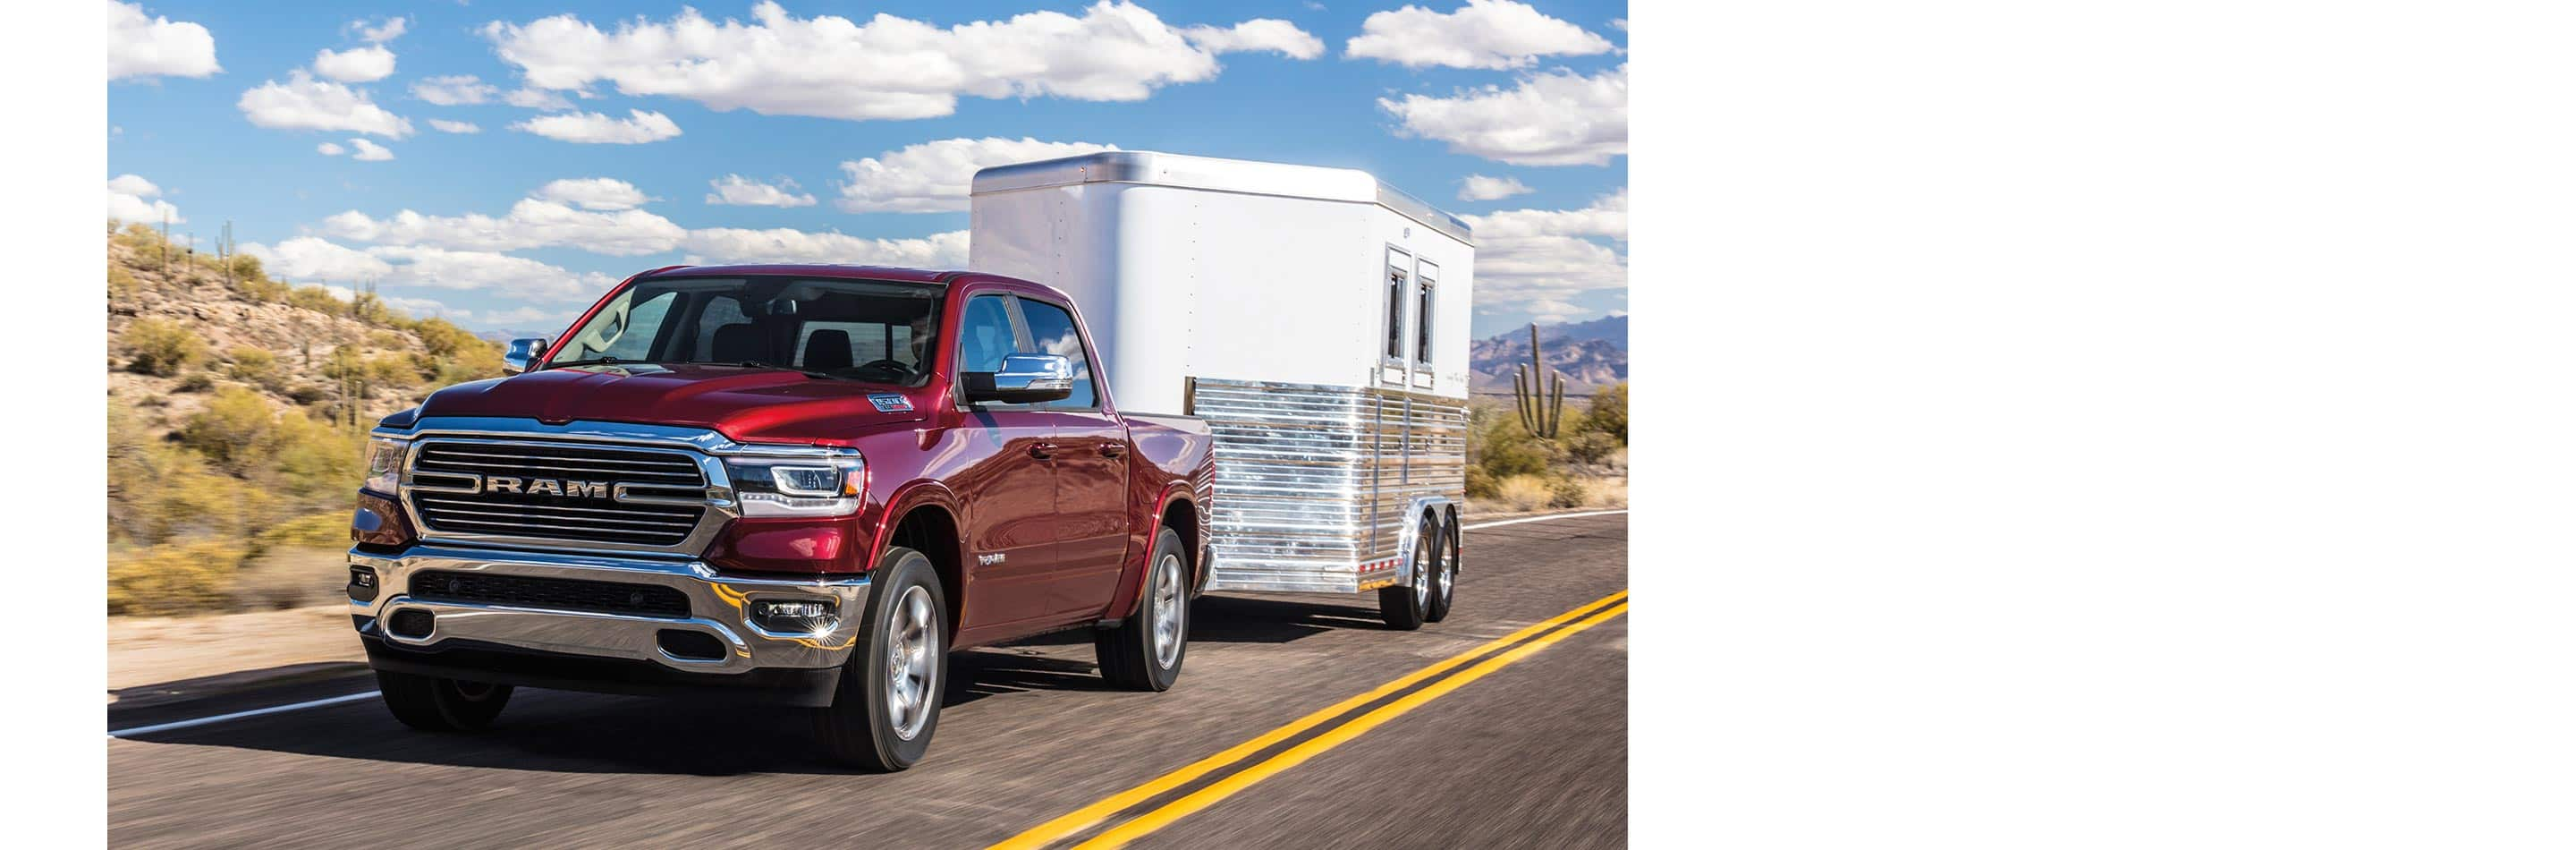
left=750, top=599, right=838, bottom=633
left=348, top=566, right=379, bottom=602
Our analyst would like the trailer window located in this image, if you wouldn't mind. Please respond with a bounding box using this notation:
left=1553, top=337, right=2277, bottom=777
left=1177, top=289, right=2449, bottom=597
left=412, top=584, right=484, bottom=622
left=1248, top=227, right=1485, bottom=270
left=1384, top=250, right=1411, bottom=364
left=1414, top=260, right=1438, bottom=367
left=1015, top=299, right=1098, bottom=409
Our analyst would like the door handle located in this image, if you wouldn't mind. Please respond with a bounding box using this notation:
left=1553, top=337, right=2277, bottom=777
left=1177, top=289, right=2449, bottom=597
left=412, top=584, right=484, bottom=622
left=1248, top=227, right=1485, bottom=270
left=1099, top=443, right=1127, bottom=459
left=1028, top=441, right=1058, bottom=460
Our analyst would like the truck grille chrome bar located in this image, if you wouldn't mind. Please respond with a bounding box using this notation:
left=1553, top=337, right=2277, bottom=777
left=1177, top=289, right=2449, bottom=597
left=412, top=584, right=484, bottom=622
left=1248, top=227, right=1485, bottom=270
left=402, top=438, right=725, bottom=552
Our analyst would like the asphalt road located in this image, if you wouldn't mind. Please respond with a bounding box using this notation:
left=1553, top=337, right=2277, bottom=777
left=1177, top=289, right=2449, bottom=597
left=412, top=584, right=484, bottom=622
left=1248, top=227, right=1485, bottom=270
left=109, top=512, right=1628, bottom=849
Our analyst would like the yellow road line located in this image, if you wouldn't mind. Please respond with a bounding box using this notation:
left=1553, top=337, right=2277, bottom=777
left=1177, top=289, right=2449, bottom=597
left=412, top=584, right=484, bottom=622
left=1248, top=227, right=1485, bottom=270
left=986, top=589, right=1630, bottom=850
left=1072, top=601, right=1631, bottom=849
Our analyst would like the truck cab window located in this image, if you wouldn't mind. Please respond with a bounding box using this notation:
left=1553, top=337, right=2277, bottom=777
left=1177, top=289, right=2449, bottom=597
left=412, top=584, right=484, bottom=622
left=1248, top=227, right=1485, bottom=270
left=563, top=289, right=678, bottom=362
left=1015, top=299, right=1098, bottom=409
left=955, top=294, right=1017, bottom=374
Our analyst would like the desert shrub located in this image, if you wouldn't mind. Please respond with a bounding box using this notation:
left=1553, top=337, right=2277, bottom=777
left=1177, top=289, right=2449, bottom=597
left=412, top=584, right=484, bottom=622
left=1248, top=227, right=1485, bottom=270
left=1547, top=476, right=1589, bottom=508
left=1564, top=429, right=1621, bottom=465
left=255, top=511, right=353, bottom=549
left=177, top=387, right=279, bottom=466
left=1470, top=405, right=1556, bottom=480
left=108, top=540, right=248, bottom=616
left=227, top=346, right=288, bottom=392
left=286, top=285, right=344, bottom=314
left=367, top=328, right=408, bottom=350
left=365, top=353, right=420, bottom=389
left=174, top=371, right=216, bottom=393
left=1495, top=474, right=1555, bottom=512
left=108, top=264, right=140, bottom=297
left=1465, top=465, right=1498, bottom=500
left=122, top=317, right=208, bottom=376
left=1582, top=383, right=1628, bottom=444
left=286, top=383, right=329, bottom=404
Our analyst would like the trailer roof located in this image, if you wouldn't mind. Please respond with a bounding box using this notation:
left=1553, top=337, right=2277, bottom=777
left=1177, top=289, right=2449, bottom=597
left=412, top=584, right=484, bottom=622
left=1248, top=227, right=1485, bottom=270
left=970, top=150, right=1473, bottom=244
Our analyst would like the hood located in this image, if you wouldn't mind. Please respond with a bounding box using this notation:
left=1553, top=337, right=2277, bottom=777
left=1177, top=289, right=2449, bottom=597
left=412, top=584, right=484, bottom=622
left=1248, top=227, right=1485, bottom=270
left=414, top=364, right=930, bottom=445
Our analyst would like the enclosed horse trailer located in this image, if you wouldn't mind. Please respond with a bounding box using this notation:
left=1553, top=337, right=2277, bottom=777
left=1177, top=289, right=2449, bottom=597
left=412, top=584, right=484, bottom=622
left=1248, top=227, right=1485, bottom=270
left=970, top=151, right=1474, bottom=626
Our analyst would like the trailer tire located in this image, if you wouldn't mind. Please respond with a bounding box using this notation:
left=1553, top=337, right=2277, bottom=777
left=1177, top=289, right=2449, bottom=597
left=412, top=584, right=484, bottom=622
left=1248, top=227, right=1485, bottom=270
left=376, top=670, right=512, bottom=732
left=812, top=546, right=948, bottom=772
left=1425, top=512, right=1460, bottom=623
left=1097, top=528, right=1191, bottom=692
left=1378, top=514, right=1439, bottom=631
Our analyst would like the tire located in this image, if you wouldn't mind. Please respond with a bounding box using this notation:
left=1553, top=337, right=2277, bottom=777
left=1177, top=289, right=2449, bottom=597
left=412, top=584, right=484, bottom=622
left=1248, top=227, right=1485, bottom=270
left=376, top=670, right=513, bottom=732
left=1377, top=513, right=1438, bottom=631
left=812, top=546, right=950, bottom=772
left=1097, top=528, right=1191, bottom=692
left=1425, top=511, right=1460, bottom=623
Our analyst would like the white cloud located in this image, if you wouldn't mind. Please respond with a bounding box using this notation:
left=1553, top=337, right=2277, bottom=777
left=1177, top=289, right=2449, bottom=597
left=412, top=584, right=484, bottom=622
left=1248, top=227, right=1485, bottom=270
left=1380, top=64, right=1624, bottom=166
left=1460, top=189, right=1626, bottom=319
left=472, top=305, right=583, bottom=328
left=365, top=245, right=618, bottom=301
left=354, top=15, right=409, bottom=43
left=1458, top=174, right=1533, bottom=201
left=503, top=87, right=574, bottom=110
left=510, top=109, right=681, bottom=144
left=480, top=1, right=1319, bottom=122
left=837, top=137, right=1118, bottom=213
left=106, top=174, right=182, bottom=224
left=347, top=138, right=394, bottom=161
left=1610, top=18, right=1627, bottom=31
left=1181, top=20, right=1325, bottom=59
left=313, top=45, right=396, bottom=83
left=317, top=141, right=344, bottom=156
left=412, top=74, right=496, bottom=106
left=428, top=119, right=480, bottom=134
left=707, top=174, right=817, bottom=208
left=1347, top=0, right=1614, bottom=70
left=320, top=198, right=687, bottom=256
left=532, top=178, right=652, bottom=210
left=108, top=2, right=220, bottom=81
left=379, top=294, right=456, bottom=319
left=681, top=228, right=969, bottom=268
left=238, top=71, right=412, bottom=137
left=242, top=236, right=394, bottom=281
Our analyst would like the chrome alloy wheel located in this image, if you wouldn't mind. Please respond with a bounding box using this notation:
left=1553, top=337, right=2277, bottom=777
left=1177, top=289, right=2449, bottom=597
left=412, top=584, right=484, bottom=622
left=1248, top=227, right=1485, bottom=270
left=1414, top=532, right=1436, bottom=608
left=884, top=585, right=939, bottom=741
left=1436, top=539, right=1455, bottom=605
left=1150, top=552, right=1185, bottom=668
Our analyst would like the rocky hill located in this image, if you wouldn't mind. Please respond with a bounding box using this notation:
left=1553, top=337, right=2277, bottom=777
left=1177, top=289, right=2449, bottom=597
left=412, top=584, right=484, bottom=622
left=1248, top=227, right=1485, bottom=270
left=1469, top=315, right=1629, bottom=394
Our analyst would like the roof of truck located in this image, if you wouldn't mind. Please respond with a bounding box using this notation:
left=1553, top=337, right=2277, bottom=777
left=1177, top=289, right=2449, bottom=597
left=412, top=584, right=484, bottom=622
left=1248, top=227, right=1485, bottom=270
left=970, top=150, right=1473, bottom=244
left=637, top=264, right=969, bottom=284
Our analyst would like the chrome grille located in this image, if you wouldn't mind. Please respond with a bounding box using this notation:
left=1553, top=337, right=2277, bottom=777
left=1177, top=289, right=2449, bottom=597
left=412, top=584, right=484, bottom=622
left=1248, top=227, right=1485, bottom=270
left=408, top=440, right=709, bottom=548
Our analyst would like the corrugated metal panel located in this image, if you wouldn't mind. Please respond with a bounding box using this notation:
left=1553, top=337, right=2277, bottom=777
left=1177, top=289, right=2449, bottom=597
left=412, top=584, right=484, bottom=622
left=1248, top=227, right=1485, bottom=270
left=1191, top=378, right=1466, bottom=593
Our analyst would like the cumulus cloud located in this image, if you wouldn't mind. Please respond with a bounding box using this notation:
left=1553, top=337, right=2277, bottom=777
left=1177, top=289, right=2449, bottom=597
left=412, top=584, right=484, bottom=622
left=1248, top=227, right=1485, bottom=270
left=837, top=137, right=1118, bottom=213
left=245, top=237, right=611, bottom=302
left=1347, top=0, right=1613, bottom=70
left=1461, top=189, right=1626, bottom=320
left=108, top=2, right=220, bottom=81
left=319, top=197, right=687, bottom=257
left=1380, top=64, right=1624, bottom=166
left=682, top=228, right=969, bottom=268
left=503, top=88, right=574, bottom=110
left=479, top=1, right=1319, bottom=122
left=313, top=45, right=396, bottom=82
left=510, top=109, right=681, bottom=144
left=347, top=138, right=394, bottom=161
left=707, top=174, right=816, bottom=208
left=353, top=15, right=409, bottom=43
left=316, top=141, right=344, bottom=156
left=532, top=178, right=652, bottom=210
left=106, top=174, right=182, bottom=224
left=1181, top=20, right=1325, bottom=59
left=412, top=74, right=496, bottom=106
left=1458, top=174, right=1533, bottom=201
left=428, top=119, right=480, bottom=134
left=238, top=71, right=412, bottom=137
left=242, top=236, right=393, bottom=280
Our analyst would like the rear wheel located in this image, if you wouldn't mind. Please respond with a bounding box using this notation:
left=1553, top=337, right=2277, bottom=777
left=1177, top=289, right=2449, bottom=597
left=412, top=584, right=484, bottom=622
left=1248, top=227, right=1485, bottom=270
left=813, top=546, right=948, bottom=772
left=1097, top=528, right=1191, bottom=691
left=1377, top=514, right=1438, bottom=630
left=1425, top=512, right=1460, bottom=623
left=377, top=670, right=512, bottom=732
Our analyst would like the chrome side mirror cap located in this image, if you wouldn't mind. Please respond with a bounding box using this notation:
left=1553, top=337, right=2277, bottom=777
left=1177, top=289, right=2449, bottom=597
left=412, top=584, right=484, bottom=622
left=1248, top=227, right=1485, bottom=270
left=503, top=337, right=550, bottom=375
left=963, top=353, right=1075, bottom=404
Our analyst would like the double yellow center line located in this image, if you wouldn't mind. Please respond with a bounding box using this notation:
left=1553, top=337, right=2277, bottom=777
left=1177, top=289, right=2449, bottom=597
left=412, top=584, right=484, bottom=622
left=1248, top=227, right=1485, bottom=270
left=990, top=589, right=1631, bottom=849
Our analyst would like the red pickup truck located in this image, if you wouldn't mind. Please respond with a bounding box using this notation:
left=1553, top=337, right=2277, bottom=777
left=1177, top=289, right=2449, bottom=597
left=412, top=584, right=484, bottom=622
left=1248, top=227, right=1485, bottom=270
left=345, top=265, right=1215, bottom=770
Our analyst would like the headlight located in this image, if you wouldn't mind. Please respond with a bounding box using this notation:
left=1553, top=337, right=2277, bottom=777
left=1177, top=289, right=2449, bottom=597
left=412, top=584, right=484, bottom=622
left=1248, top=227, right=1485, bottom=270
left=362, top=436, right=409, bottom=495
left=725, top=455, right=866, bottom=517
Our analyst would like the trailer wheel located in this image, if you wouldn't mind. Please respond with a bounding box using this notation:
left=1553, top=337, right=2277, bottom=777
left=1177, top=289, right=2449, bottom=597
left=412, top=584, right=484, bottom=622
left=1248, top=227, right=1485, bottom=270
left=1097, top=528, right=1191, bottom=691
left=1425, top=512, right=1460, bottom=623
left=812, top=546, right=948, bottom=772
left=1378, top=514, right=1438, bottom=630
left=376, top=670, right=512, bottom=732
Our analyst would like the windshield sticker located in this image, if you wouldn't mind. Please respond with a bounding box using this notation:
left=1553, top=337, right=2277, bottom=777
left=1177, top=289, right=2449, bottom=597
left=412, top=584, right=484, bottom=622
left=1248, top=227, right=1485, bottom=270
left=869, top=394, right=914, bottom=412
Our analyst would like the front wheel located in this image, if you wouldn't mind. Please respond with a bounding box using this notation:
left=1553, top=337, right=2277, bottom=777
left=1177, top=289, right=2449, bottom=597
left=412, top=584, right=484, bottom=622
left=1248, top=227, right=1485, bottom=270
left=813, top=546, right=949, bottom=772
left=376, top=670, right=512, bottom=732
left=1097, top=528, right=1191, bottom=691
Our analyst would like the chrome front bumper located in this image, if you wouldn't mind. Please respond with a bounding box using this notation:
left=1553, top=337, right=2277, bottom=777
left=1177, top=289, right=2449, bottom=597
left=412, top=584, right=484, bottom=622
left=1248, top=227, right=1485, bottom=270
left=348, top=544, right=870, bottom=676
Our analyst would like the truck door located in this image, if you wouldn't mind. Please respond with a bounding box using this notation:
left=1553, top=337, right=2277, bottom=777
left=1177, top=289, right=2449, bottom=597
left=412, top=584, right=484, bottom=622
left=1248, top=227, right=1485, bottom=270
left=947, top=293, right=1061, bottom=632
left=1013, top=297, right=1131, bottom=616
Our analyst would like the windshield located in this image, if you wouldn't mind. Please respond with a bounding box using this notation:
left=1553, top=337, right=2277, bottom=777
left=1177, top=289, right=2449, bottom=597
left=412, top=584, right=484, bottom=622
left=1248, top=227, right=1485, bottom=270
left=547, top=276, right=945, bottom=386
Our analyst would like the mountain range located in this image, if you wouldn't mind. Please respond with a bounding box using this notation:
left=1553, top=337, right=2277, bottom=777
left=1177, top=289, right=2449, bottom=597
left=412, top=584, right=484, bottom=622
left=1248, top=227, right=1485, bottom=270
left=1468, top=314, right=1629, bottom=394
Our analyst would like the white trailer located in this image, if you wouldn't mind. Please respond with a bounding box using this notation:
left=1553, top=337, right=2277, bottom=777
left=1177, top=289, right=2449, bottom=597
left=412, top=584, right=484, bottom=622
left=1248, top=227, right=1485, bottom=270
left=970, top=151, right=1473, bottom=627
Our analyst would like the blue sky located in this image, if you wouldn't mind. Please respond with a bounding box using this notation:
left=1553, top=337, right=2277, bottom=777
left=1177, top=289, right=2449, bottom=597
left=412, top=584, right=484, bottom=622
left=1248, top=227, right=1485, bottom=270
left=107, top=0, right=1626, bottom=337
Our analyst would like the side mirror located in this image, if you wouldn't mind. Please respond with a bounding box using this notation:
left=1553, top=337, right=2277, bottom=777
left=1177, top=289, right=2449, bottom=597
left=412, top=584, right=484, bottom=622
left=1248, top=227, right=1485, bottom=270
left=503, top=337, right=550, bottom=375
left=962, top=353, right=1075, bottom=404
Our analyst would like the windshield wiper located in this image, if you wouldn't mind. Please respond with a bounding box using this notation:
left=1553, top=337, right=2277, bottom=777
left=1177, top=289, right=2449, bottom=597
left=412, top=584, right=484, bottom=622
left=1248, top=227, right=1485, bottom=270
left=548, top=356, right=624, bottom=369
left=680, top=360, right=843, bottom=379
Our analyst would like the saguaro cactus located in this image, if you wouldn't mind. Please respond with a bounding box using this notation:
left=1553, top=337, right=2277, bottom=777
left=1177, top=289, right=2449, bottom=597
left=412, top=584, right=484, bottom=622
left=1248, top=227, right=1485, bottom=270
left=1513, top=323, right=1568, bottom=439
